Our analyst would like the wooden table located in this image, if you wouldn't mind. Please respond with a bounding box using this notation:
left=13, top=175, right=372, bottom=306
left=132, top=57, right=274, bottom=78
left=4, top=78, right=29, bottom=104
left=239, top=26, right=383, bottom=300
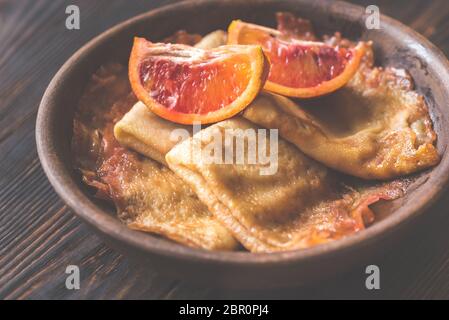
left=1, top=0, right=449, bottom=300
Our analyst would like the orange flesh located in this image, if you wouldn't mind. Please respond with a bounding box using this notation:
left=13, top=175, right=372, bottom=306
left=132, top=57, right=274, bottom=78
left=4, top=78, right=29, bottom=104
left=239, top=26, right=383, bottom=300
left=238, top=27, right=352, bottom=88
left=264, top=39, right=352, bottom=87
left=139, top=54, right=251, bottom=115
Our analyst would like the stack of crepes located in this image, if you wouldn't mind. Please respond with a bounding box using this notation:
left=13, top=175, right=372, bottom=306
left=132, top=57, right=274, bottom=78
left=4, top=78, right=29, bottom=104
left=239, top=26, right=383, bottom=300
left=72, top=13, right=439, bottom=253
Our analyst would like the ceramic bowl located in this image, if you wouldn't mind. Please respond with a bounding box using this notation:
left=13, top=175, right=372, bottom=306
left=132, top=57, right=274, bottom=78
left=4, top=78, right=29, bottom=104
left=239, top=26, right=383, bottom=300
left=36, top=0, right=449, bottom=288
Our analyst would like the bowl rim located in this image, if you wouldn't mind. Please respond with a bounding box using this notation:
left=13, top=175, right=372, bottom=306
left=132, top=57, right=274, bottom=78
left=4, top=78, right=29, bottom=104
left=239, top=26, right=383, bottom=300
left=36, top=0, right=449, bottom=266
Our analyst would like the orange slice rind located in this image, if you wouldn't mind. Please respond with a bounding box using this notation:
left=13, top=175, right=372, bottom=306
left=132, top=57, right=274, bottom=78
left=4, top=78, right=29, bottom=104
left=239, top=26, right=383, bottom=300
left=129, top=37, right=269, bottom=124
left=228, top=20, right=367, bottom=98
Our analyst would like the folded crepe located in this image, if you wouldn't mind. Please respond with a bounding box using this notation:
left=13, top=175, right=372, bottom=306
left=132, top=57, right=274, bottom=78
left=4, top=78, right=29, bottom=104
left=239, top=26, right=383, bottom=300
left=194, top=30, right=227, bottom=49
left=114, top=101, right=192, bottom=165
left=98, top=139, right=237, bottom=251
left=243, top=66, right=440, bottom=180
left=166, top=117, right=404, bottom=253
left=239, top=12, right=439, bottom=180
left=73, top=62, right=237, bottom=251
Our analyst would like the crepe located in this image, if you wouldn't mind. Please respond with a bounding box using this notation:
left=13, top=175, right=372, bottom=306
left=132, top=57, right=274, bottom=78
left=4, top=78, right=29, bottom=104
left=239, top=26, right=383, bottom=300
left=114, top=101, right=192, bottom=165
left=241, top=14, right=439, bottom=180
left=194, top=30, right=227, bottom=49
left=243, top=67, right=440, bottom=180
left=98, top=144, right=237, bottom=250
left=72, top=63, right=237, bottom=251
left=72, top=63, right=136, bottom=198
left=166, top=117, right=404, bottom=252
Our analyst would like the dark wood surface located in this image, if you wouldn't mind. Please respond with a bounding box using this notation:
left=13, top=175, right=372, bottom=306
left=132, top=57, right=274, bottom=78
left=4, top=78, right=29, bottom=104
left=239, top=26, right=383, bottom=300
left=1, top=0, right=449, bottom=300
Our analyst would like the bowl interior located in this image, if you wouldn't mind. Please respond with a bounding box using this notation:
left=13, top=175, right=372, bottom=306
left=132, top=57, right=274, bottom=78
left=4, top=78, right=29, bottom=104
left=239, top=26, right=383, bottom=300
left=38, top=0, right=449, bottom=265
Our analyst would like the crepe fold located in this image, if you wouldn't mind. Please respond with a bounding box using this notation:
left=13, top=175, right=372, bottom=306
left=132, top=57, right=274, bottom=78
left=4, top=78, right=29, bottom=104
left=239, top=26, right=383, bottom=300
left=243, top=66, right=440, bottom=180
left=114, top=101, right=192, bottom=165
left=98, top=146, right=237, bottom=250
left=166, top=117, right=404, bottom=253
left=73, top=63, right=238, bottom=251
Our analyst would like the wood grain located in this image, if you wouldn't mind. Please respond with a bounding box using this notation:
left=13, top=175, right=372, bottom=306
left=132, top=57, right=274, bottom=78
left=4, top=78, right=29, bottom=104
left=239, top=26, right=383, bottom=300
left=1, top=0, right=449, bottom=299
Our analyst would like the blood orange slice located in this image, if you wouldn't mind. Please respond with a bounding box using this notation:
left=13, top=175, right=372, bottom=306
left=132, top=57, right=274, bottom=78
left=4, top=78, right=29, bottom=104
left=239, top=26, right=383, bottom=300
left=227, top=20, right=367, bottom=98
left=129, top=37, right=269, bottom=124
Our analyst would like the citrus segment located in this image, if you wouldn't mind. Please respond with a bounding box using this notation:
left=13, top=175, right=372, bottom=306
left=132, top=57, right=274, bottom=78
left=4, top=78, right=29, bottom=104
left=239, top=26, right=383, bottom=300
left=228, top=20, right=366, bottom=98
left=129, top=37, right=269, bottom=124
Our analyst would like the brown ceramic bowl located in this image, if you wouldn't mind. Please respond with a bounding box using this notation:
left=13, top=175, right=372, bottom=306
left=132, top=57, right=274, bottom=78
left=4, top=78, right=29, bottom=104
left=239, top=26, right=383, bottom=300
left=36, top=0, right=449, bottom=289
